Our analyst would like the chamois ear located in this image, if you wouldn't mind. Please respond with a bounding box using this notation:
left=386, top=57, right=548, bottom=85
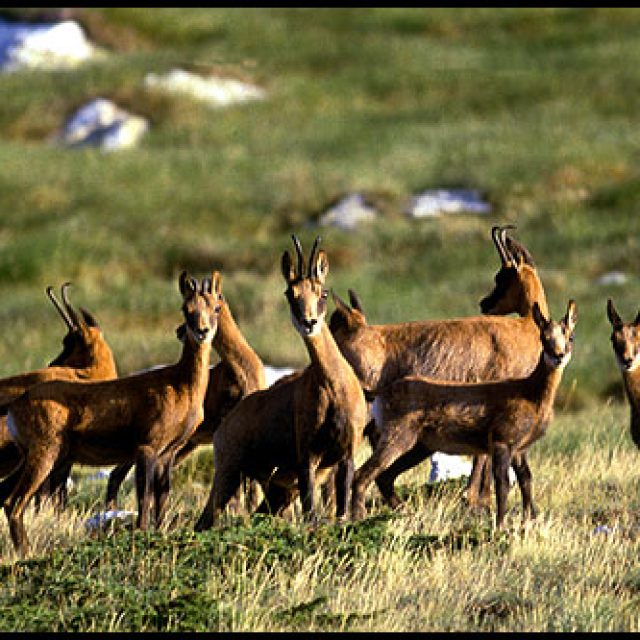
left=607, top=298, right=623, bottom=329
left=200, top=277, right=212, bottom=295
left=212, top=270, right=223, bottom=297
left=314, top=249, right=329, bottom=284
left=79, top=307, right=100, bottom=329
left=348, top=289, right=365, bottom=314
left=179, top=271, right=197, bottom=297
left=532, top=301, right=548, bottom=331
left=331, top=290, right=351, bottom=315
left=281, top=251, right=296, bottom=283
left=176, top=323, right=187, bottom=343
left=564, top=299, right=578, bottom=331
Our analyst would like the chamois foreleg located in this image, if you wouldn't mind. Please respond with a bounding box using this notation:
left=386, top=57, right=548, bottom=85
left=491, top=443, right=512, bottom=530
left=135, top=446, right=157, bottom=530
left=195, top=461, right=243, bottom=531
left=153, top=450, right=176, bottom=528
left=511, top=452, right=536, bottom=521
left=34, top=461, right=72, bottom=513
left=6, top=449, right=59, bottom=556
left=466, top=454, right=493, bottom=509
left=334, top=457, right=354, bottom=521
left=351, top=426, right=419, bottom=520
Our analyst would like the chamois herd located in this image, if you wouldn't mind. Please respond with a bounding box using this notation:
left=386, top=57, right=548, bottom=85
left=0, top=227, right=634, bottom=556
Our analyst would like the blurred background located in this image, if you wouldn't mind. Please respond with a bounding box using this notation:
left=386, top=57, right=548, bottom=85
left=0, top=7, right=639, bottom=411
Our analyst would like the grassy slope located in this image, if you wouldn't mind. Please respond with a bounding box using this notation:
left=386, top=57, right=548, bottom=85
left=1, top=7, right=640, bottom=631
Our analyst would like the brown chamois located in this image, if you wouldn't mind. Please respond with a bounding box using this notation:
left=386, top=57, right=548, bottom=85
left=0, top=283, right=118, bottom=508
left=606, top=298, right=640, bottom=448
left=329, top=226, right=548, bottom=511
left=104, top=273, right=266, bottom=511
left=195, top=236, right=367, bottom=530
left=351, top=300, right=577, bottom=529
left=1, top=271, right=220, bottom=556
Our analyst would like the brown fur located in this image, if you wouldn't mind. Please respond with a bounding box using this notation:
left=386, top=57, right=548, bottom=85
left=1, top=271, right=220, bottom=556
left=351, top=301, right=577, bottom=529
left=195, top=236, right=367, bottom=530
left=104, top=282, right=266, bottom=510
left=607, top=299, right=640, bottom=448
left=329, top=227, right=548, bottom=510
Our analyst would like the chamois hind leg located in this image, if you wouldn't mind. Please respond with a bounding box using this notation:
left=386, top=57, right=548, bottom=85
left=255, top=482, right=297, bottom=517
left=135, top=445, right=157, bottom=530
left=153, top=450, right=176, bottom=528
left=351, top=426, right=419, bottom=520
left=491, top=443, right=512, bottom=530
left=5, top=448, right=60, bottom=556
left=34, top=461, right=72, bottom=513
left=466, top=455, right=493, bottom=509
left=375, top=442, right=432, bottom=509
left=510, top=452, right=536, bottom=522
left=105, top=461, right=134, bottom=511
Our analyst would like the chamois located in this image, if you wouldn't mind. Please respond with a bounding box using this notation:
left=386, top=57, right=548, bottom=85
left=351, top=300, right=577, bottom=529
left=329, top=226, right=548, bottom=510
left=1, top=271, right=220, bottom=556
left=195, top=236, right=367, bottom=530
left=104, top=273, right=266, bottom=511
left=606, top=298, right=640, bottom=448
left=0, top=284, right=118, bottom=507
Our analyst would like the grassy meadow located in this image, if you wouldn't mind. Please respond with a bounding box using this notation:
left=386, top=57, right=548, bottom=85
left=0, top=7, right=640, bottom=631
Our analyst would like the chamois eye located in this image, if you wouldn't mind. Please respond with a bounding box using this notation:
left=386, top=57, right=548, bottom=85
left=321, top=290, right=328, bottom=300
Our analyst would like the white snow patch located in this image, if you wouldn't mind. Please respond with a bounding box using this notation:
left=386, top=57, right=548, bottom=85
left=596, top=271, right=628, bottom=286
left=406, top=189, right=491, bottom=218
left=144, top=68, right=266, bottom=108
left=85, top=509, right=137, bottom=532
left=264, top=365, right=296, bottom=388
left=56, top=98, right=149, bottom=151
left=318, top=193, right=378, bottom=231
left=428, top=452, right=473, bottom=483
left=0, top=17, right=95, bottom=72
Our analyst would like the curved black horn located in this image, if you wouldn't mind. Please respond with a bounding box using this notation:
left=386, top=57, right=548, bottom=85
left=292, top=234, right=304, bottom=277
left=60, top=281, right=81, bottom=328
left=491, top=225, right=512, bottom=266
left=46, top=285, right=75, bottom=330
left=308, top=236, right=321, bottom=278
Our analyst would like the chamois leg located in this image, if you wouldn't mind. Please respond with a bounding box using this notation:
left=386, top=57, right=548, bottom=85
left=6, top=450, right=58, bottom=556
left=321, top=467, right=337, bottom=517
left=351, top=427, right=419, bottom=520
left=375, top=442, right=432, bottom=509
left=153, top=451, right=176, bottom=528
left=492, top=443, right=512, bottom=530
left=105, top=461, right=134, bottom=511
left=0, top=459, right=25, bottom=508
left=195, top=465, right=242, bottom=531
left=334, top=458, right=354, bottom=521
left=511, top=452, right=536, bottom=521
left=297, top=456, right=320, bottom=521
left=135, top=446, right=157, bottom=530
left=466, top=455, right=493, bottom=509
left=255, top=482, right=296, bottom=516
left=34, top=461, right=72, bottom=513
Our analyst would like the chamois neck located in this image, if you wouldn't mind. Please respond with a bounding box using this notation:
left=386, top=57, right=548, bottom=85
left=304, top=323, right=352, bottom=380
left=521, top=275, right=548, bottom=318
left=177, top=334, right=212, bottom=386
left=621, top=369, right=640, bottom=446
left=213, top=302, right=264, bottom=389
left=526, top=351, right=565, bottom=407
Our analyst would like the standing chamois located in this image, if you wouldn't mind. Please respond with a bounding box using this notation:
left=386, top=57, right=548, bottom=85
left=195, top=236, right=367, bottom=530
left=1, top=271, right=220, bottom=556
left=329, top=226, right=548, bottom=511
left=606, top=298, right=640, bottom=448
left=351, top=300, right=577, bottom=529
left=0, top=283, right=118, bottom=507
left=104, top=272, right=266, bottom=511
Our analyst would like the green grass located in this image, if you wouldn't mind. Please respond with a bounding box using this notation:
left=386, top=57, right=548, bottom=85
left=1, top=7, right=640, bottom=631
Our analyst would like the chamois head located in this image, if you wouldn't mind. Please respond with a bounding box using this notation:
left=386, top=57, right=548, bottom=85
left=533, top=300, right=577, bottom=370
left=480, top=225, right=542, bottom=316
left=179, top=270, right=222, bottom=346
left=329, top=289, right=367, bottom=336
left=47, top=282, right=111, bottom=369
left=281, top=235, right=329, bottom=338
left=606, top=298, right=640, bottom=372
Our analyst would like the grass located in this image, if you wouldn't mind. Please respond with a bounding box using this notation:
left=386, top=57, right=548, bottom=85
left=0, top=6, right=640, bottom=631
